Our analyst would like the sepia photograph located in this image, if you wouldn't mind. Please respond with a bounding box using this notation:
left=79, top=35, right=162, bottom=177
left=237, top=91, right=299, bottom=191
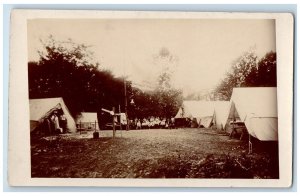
left=8, top=10, right=294, bottom=187
left=27, top=18, right=278, bottom=179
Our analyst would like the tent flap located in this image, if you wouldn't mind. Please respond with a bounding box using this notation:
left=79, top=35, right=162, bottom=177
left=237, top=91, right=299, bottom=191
left=230, top=87, right=278, bottom=141
left=30, top=97, right=77, bottom=132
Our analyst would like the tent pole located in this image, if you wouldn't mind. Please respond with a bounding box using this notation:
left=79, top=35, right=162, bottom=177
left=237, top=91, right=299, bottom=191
left=119, top=104, right=122, bottom=137
left=112, top=107, right=116, bottom=138
left=124, top=79, right=129, bottom=131
left=214, top=111, right=217, bottom=130
left=248, top=133, right=252, bottom=154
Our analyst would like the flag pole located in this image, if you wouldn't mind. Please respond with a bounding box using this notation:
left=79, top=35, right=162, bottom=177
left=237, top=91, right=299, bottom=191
left=124, top=78, right=129, bottom=131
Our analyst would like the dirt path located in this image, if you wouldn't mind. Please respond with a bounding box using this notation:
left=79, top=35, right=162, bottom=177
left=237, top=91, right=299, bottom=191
left=31, top=128, right=279, bottom=178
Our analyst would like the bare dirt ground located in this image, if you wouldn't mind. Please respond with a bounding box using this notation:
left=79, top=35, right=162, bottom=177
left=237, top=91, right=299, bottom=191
left=31, top=128, right=279, bottom=178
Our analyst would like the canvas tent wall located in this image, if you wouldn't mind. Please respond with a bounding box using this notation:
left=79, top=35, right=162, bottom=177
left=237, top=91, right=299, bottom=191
left=30, top=97, right=76, bottom=133
left=229, top=87, right=278, bottom=141
left=174, top=101, right=215, bottom=128
left=213, top=101, right=230, bottom=130
left=175, top=101, right=231, bottom=129
left=76, top=112, right=99, bottom=130
left=196, top=101, right=232, bottom=129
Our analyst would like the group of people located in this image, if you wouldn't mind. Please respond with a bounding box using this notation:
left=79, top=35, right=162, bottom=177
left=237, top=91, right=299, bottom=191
left=134, top=117, right=175, bottom=129
left=42, top=109, right=68, bottom=135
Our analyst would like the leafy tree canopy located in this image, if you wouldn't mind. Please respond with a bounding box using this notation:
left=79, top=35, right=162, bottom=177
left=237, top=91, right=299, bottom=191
left=213, top=50, right=276, bottom=101
left=29, top=37, right=183, bottom=121
left=29, top=36, right=125, bottom=116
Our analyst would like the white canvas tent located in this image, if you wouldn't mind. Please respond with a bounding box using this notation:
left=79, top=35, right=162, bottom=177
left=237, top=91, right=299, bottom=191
left=30, top=97, right=77, bottom=132
left=76, top=112, right=99, bottom=130
left=229, top=87, right=278, bottom=141
left=175, top=101, right=231, bottom=129
left=174, top=101, right=216, bottom=128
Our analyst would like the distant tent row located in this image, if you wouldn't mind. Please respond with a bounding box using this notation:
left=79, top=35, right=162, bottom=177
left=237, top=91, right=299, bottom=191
left=29, top=97, right=98, bottom=134
left=30, top=88, right=277, bottom=141
left=174, top=87, right=278, bottom=141
left=174, top=101, right=230, bottom=129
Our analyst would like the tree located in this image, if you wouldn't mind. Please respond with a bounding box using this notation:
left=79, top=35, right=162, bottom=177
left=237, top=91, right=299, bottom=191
left=154, top=70, right=183, bottom=118
left=29, top=37, right=184, bottom=123
left=245, top=51, right=277, bottom=87
left=151, top=48, right=182, bottom=118
left=128, top=48, right=183, bottom=120
left=28, top=36, right=128, bottom=117
left=129, top=88, right=160, bottom=119
left=213, top=51, right=277, bottom=101
left=213, top=50, right=258, bottom=100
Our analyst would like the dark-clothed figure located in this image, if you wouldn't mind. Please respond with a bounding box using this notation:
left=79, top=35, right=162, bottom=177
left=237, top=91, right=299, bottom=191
left=44, top=118, right=52, bottom=135
left=229, top=118, right=237, bottom=138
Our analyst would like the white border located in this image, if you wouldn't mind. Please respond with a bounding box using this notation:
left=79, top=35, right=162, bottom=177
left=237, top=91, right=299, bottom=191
left=8, top=10, right=294, bottom=187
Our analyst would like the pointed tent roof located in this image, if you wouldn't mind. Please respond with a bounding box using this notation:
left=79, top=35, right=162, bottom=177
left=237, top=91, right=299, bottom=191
left=29, top=97, right=76, bottom=132
left=174, top=101, right=230, bottom=128
left=230, top=87, right=278, bottom=141
left=175, top=101, right=215, bottom=119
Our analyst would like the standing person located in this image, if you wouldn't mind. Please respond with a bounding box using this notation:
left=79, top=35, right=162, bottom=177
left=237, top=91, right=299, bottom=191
left=136, top=119, right=141, bottom=130
left=44, top=117, right=52, bottom=135
left=229, top=118, right=237, bottom=138
left=51, top=111, right=63, bottom=134
left=165, top=119, right=169, bottom=129
left=171, top=117, right=175, bottom=129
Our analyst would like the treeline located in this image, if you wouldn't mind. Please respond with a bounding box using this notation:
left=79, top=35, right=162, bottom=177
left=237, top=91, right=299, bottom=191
left=28, top=37, right=182, bottom=120
left=213, top=50, right=277, bottom=100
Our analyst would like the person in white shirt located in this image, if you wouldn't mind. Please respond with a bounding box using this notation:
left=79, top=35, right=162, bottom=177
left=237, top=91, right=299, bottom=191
left=51, top=111, right=63, bottom=133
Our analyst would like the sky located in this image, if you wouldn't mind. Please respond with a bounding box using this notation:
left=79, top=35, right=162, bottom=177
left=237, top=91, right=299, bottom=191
left=28, top=19, right=276, bottom=94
